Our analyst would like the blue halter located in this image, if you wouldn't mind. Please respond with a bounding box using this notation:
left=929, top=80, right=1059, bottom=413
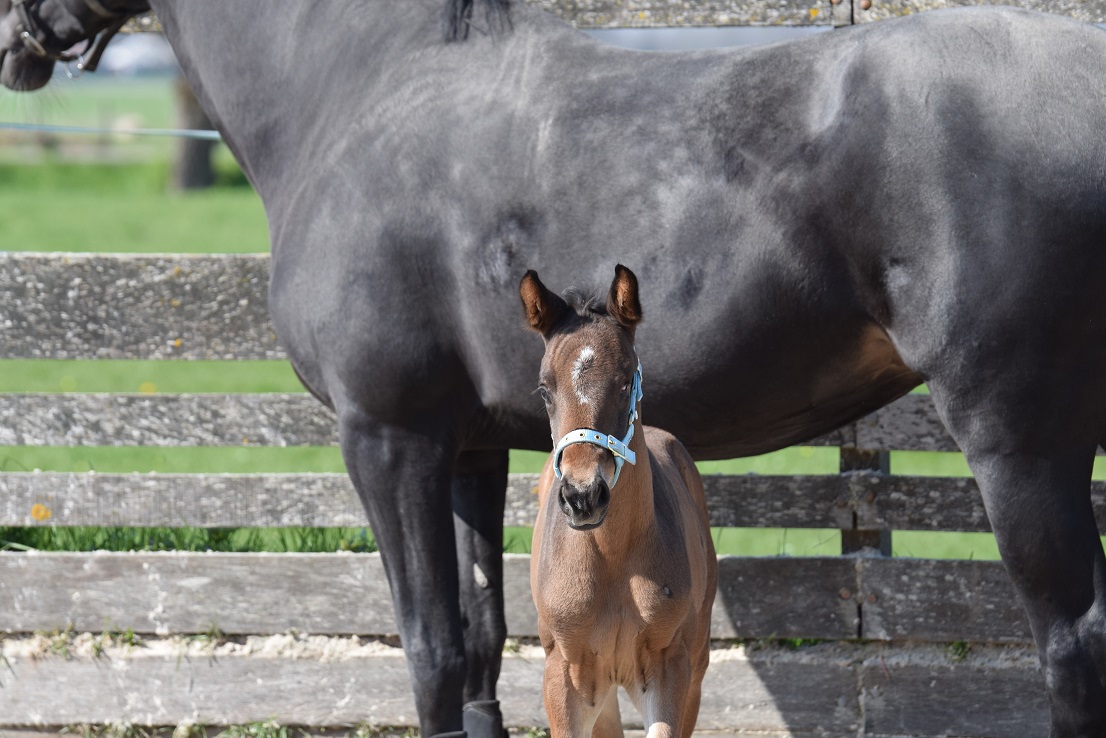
left=552, top=359, right=643, bottom=489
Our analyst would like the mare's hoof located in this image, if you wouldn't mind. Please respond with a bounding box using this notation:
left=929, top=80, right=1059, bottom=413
left=430, top=733, right=466, bottom=738
left=462, top=700, right=507, bottom=738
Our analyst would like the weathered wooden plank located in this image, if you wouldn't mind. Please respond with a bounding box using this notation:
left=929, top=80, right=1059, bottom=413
left=852, top=472, right=1106, bottom=533
left=19, top=465, right=1106, bottom=537
left=854, top=393, right=955, bottom=452
left=713, top=556, right=859, bottom=639
left=0, top=254, right=280, bottom=360
left=0, top=552, right=861, bottom=641
left=120, top=0, right=1106, bottom=34
left=0, top=638, right=861, bottom=733
left=121, top=2, right=836, bottom=32
left=0, top=551, right=398, bottom=637
left=854, top=0, right=1106, bottom=23
left=527, top=0, right=836, bottom=27
left=0, top=473, right=367, bottom=528
left=859, top=557, right=1032, bottom=644
left=0, top=471, right=852, bottom=529
left=0, top=392, right=935, bottom=452
left=5, top=553, right=1035, bottom=646
left=850, top=472, right=987, bottom=531
left=523, top=472, right=855, bottom=530
left=702, top=473, right=853, bottom=528
left=0, top=553, right=535, bottom=639
left=0, top=390, right=950, bottom=452
left=0, top=394, right=334, bottom=447
left=860, top=643, right=1046, bottom=738
left=0, top=636, right=1048, bottom=735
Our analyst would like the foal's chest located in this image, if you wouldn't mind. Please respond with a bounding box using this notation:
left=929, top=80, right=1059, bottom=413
left=537, top=544, right=694, bottom=662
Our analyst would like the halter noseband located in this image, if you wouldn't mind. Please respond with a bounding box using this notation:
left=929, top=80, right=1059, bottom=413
left=12, top=0, right=131, bottom=78
left=552, top=358, right=643, bottom=490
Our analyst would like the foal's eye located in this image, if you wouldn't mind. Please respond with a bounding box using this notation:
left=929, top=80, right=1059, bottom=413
left=538, top=386, right=552, bottom=405
left=619, top=383, right=629, bottom=395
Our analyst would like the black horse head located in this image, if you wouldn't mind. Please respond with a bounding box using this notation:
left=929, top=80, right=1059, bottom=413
left=0, top=0, right=149, bottom=91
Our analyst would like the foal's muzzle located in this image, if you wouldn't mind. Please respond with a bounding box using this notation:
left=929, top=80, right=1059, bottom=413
left=558, top=475, right=610, bottom=530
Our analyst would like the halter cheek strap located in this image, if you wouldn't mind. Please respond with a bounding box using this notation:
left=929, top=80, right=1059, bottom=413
left=13, top=0, right=130, bottom=77
left=552, top=360, right=643, bottom=489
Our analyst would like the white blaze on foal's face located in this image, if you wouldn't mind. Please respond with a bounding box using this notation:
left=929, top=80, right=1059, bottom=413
left=572, top=345, right=596, bottom=405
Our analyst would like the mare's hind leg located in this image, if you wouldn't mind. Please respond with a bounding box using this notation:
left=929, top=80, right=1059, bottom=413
left=453, top=450, right=509, bottom=706
left=967, top=446, right=1106, bottom=735
left=338, top=407, right=466, bottom=737
left=930, top=387, right=1106, bottom=735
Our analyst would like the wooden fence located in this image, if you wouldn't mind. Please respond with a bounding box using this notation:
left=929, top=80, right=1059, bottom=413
left=5, top=1, right=1106, bottom=735
left=0, top=251, right=1091, bottom=737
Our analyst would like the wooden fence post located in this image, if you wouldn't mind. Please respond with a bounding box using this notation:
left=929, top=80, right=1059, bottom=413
left=840, top=446, right=892, bottom=556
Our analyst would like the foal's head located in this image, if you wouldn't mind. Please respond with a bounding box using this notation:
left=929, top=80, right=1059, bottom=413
left=519, top=265, right=643, bottom=530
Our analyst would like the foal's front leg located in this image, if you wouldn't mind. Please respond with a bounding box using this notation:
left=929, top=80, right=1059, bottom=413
left=543, top=646, right=612, bottom=738
left=640, top=647, right=691, bottom=738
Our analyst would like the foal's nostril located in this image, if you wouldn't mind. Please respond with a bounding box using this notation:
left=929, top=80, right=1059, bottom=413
left=560, top=486, right=592, bottom=516
left=557, top=476, right=610, bottom=529
left=594, top=479, right=610, bottom=511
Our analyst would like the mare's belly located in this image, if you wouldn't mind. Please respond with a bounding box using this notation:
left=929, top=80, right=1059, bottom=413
left=658, top=323, right=923, bottom=459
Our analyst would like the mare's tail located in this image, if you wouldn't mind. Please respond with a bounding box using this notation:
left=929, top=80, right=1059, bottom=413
left=442, top=0, right=512, bottom=42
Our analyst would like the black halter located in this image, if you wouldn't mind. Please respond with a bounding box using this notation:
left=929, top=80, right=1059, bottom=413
left=12, top=0, right=131, bottom=76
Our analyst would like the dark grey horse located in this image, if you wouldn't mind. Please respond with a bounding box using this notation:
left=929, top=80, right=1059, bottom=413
left=3, top=0, right=1106, bottom=734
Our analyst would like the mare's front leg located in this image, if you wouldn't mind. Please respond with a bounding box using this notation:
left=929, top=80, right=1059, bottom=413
left=453, top=449, right=510, bottom=734
left=338, top=406, right=467, bottom=737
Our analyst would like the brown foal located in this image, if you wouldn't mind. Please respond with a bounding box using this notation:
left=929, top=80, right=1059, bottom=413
left=519, top=265, right=717, bottom=738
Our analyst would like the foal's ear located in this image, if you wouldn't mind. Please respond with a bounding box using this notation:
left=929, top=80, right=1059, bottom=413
left=607, top=264, right=643, bottom=328
left=519, top=270, right=569, bottom=337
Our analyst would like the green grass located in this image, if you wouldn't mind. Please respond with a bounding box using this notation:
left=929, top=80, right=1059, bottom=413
left=0, top=446, right=345, bottom=474
left=0, top=360, right=302, bottom=393
left=2, top=78, right=267, bottom=252
left=0, top=77, right=177, bottom=131
left=895, top=450, right=1106, bottom=480
left=0, top=525, right=376, bottom=553
left=0, top=162, right=267, bottom=253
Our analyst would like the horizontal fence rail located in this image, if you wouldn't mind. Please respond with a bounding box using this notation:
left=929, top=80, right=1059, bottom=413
left=0, top=393, right=947, bottom=449
left=530, top=0, right=1106, bottom=25
left=0, top=254, right=276, bottom=360
left=0, top=638, right=1048, bottom=737
left=121, top=0, right=1106, bottom=32
left=0, top=552, right=1037, bottom=643
left=3, top=471, right=1106, bottom=532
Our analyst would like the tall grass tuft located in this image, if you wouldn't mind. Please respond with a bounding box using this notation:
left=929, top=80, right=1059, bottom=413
left=0, top=527, right=377, bottom=553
